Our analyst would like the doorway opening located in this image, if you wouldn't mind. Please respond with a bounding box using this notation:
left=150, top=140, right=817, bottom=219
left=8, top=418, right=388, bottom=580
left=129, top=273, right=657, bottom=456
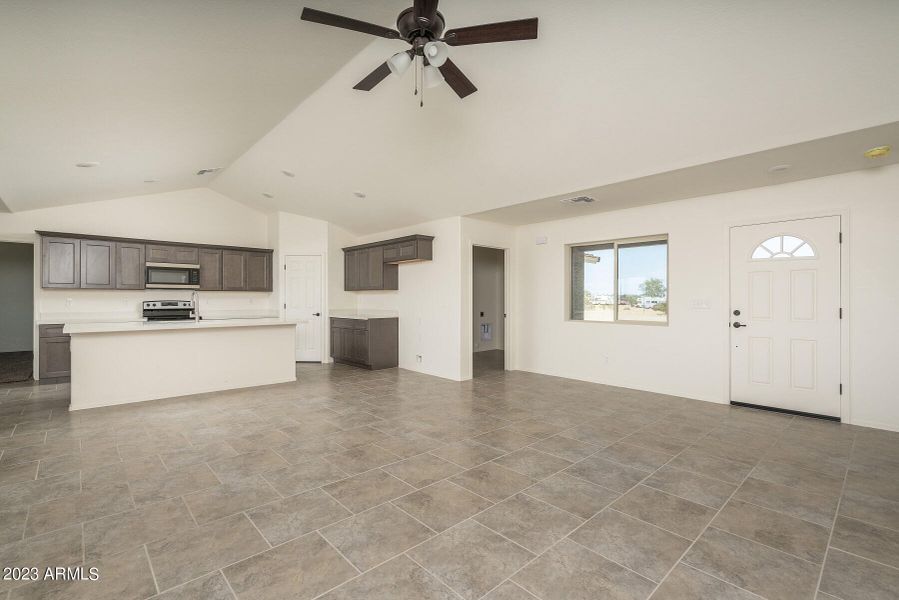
left=0, top=241, right=35, bottom=383
left=285, top=255, right=324, bottom=363
left=472, top=246, right=506, bottom=378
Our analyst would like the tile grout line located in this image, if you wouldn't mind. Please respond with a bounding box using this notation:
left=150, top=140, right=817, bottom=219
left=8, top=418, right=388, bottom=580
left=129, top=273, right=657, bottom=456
left=814, top=434, right=855, bottom=596
left=143, top=544, right=160, bottom=596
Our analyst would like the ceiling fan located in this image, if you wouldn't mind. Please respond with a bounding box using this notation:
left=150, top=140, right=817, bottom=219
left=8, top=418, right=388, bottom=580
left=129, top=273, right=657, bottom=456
left=300, top=1, right=538, bottom=100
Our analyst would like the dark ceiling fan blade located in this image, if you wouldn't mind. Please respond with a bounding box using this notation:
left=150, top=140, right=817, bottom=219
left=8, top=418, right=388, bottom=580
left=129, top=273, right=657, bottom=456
left=439, top=59, right=477, bottom=99
left=413, top=0, right=439, bottom=26
left=301, top=7, right=400, bottom=39
left=444, top=17, right=538, bottom=46
left=353, top=62, right=392, bottom=91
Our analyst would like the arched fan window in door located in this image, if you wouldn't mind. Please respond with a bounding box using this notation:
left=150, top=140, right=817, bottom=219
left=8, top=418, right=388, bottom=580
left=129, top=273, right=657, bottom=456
left=751, top=235, right=816, bottom=259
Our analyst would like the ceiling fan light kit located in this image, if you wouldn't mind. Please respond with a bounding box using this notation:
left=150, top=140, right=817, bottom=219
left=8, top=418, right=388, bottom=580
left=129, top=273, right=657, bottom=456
left=300, top=1, right=538, bottom=104
left=388, top=51, right=413, bottom=77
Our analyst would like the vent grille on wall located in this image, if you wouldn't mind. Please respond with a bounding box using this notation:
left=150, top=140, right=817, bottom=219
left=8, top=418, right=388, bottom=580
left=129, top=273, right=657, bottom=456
left=560, top=196, right=596, bottom=204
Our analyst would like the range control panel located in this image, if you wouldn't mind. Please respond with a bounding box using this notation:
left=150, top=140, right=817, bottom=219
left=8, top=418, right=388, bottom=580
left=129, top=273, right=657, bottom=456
left=142, top=300, right=193, bottom=309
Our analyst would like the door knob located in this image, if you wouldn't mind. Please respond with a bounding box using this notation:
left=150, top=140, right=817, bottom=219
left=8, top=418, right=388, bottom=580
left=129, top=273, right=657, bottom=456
left=732, top=321, right=746, bottom=328
left=313, top=312, right=321, bottom=317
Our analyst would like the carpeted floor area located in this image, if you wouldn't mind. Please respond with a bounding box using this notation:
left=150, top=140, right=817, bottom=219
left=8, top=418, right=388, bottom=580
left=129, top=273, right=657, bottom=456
left=0, top=351, right=33, bottom=384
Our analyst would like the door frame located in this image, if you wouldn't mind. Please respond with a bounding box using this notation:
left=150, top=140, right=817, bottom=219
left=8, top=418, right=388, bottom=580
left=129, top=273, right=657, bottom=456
left=467, top=242, right=512, bottom=377
left=283, top=253, right=325, bottom=363
left=726, top=209, right=850, bottom=422
left=0, top=235, right=39, bottom=379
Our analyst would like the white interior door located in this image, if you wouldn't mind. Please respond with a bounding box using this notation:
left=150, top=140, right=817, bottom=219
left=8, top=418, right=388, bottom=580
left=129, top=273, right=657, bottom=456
left=730, top=216, right=841, bottom=417
left=286, top=255, right=322, bottom=362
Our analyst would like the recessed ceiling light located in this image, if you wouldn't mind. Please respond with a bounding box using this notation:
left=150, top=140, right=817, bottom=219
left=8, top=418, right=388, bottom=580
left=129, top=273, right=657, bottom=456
left=262, top=192, right=274, bottom=199
left=353, top=191, right=367, bottom=199
left=196, top=167, right=223, bottom=175
left=281, top=170, right=296, bottom=178
left=864, top=145, right=891, bottom=159
left=560, top=196, right=595, bottom=204
left=768, top=164, right=792, bottom=173
left=143, top=178, right=160, bottom=183
left=75, top=161, right=100, bottom=168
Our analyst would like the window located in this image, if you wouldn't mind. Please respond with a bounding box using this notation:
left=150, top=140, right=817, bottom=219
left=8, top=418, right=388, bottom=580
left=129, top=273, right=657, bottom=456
left=751, top=235, right=815, bottom=260
left=570, top=236, right=668, bottom=324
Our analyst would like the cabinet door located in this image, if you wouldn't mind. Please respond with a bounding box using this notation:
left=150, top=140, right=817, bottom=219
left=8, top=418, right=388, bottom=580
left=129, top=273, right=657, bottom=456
left=80, top=240, right=116, bottom=288
left=222, top=250, right=247, bottom=290
left=146, top=244, right=199, bottom=264
left=39, top=337, right=71, bottom=378
left=330, top=326, right=342, bottom=359
left=115, top=242, right=145, bottom=289
left=356, top=250, right=371, bottom=290
left=41, top=237, right=80, bottom=288
left=246, top=251, right=272, bottom=291
left=352, top=328, right=369, bottom=364
left=344, top=250, right=358, bottom=291
left=199, top=249, right=223, bottom=291
left=367, top=246, right=384, bottom=289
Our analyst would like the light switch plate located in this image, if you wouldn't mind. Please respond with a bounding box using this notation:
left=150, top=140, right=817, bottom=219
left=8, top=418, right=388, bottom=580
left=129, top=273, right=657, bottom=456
left=690, top=298, right=711, bottom=310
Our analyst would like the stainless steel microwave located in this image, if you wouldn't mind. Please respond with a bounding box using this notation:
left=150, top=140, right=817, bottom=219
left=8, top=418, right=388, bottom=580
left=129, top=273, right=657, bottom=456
left=145, top=262, right=200, bottom=289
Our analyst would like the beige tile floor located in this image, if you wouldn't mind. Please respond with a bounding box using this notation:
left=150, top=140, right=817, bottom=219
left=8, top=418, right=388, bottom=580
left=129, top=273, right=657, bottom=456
left=1, top=364, right=898, bottom=599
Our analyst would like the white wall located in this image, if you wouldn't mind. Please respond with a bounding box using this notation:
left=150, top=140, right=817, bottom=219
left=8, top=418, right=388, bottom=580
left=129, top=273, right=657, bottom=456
left=514, top=164, right=899, bottom=431
left=353, top=218, right=463, bottom=381
left=473, top=247, right=505, bottom=353
left=327, top=223, right=358, bottom=312
left=0, top=242, right=34, bottom=352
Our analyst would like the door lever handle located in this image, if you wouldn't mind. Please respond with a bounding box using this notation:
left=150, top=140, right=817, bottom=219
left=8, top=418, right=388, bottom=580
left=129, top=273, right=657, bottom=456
left=312, top=312, right=321, bottom=317
left=732, top=322, right=746, bottom=328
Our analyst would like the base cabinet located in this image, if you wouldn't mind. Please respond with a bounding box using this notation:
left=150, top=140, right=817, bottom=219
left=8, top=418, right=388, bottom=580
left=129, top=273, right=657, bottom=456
left=330, top=317, right=398, bottom=370
left=38, top=324, right=70, bottom=379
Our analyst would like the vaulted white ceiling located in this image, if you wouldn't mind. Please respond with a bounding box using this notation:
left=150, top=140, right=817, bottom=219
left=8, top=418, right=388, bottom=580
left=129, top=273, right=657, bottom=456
left=3, top=1, right=899, bottom=232
left=0, top=0, right=401, bottom=212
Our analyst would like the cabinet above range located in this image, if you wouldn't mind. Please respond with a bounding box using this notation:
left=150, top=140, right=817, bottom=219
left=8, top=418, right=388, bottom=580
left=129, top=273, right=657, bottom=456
left=36, top=231, right=273, bottom=292
left=343, top=235, right=434, bottom=291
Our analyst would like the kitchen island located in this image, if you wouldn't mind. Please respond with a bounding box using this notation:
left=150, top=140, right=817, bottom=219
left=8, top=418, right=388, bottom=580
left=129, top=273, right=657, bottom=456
left=64, top=318, right=296, bottom=410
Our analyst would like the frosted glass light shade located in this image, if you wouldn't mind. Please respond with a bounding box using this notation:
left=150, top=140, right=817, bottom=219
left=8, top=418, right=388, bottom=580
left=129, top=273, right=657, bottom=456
left=388, top=52, right=412, bottom=76
left=423, top=65, right=444, bottom=88
left=423, top=41, right=449, bottom=67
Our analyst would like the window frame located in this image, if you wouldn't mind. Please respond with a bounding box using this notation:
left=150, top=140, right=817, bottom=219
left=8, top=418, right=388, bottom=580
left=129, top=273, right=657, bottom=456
left=566, top=234, right=669, bottom=326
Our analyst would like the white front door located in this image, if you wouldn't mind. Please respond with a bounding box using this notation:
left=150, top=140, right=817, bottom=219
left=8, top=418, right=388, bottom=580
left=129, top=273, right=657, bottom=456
left=729, top=216, right=841, bottom=418
left=286, top=255, right=323, bottom=362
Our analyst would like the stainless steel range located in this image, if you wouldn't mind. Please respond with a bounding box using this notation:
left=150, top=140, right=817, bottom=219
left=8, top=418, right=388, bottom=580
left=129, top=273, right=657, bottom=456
left=142, top=300, right=195, bottom=321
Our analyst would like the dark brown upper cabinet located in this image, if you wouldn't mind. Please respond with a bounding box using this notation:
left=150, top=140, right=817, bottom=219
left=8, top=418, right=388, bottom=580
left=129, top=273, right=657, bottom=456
left=41, top=236, right=81, bottom=288
left=246, top=251, right=272, bottom=292
left=383, top=236, right=433, bottom=263
left=80, top=239, right=116, bottom=289
left=199, top=248, right=223, bottom=291
left=343, top=235, right=431, bottom=291
left=37, top=232, right=273, bottom=292
left=115, top=242, right=146, bottom=289
left=146, top=244, right=199, bottom=265
left=222, top=250, right=247, bottom=291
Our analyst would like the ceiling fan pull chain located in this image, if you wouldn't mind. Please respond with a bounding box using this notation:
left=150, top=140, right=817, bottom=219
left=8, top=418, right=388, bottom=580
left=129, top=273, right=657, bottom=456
left=414, top=56, right=419, bottom=96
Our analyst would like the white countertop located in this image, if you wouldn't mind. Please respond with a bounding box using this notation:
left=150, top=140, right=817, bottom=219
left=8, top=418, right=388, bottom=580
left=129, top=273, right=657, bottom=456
left=64, top=318, right=296, bottom=334
left=329, top=309, right=399, bottom=320
left=39, top=310, right=279, bottom=326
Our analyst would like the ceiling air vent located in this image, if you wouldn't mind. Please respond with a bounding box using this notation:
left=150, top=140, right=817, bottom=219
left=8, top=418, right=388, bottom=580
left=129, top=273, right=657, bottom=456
left=561, top=196, right=595, bottom=204
left=196, top=167, right=223, bottom=176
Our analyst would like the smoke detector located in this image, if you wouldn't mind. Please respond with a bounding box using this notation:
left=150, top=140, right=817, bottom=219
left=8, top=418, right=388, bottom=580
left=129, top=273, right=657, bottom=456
left=196, top=167, right=223, bottom=175
left=560, top=196, right=596, bottom=204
